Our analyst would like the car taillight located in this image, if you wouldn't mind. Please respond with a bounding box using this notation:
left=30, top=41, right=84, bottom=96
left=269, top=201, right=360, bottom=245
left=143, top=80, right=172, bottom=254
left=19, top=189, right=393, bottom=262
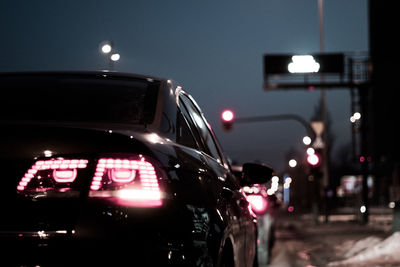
left=88, top=157, right=163, bottom=207
left=17, top=158, right=88, bottom=192
left=246, top=194, right=268, bottom=215
left=16, top=155, right=164, bottom=207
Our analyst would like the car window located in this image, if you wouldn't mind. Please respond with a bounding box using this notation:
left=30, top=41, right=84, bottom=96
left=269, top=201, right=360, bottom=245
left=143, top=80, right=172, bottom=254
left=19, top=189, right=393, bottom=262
left=179, top=93, right=223, bottom=164
left=176, top=111, right=199, bottom=150
left=0, top=75, right=160, bottom=125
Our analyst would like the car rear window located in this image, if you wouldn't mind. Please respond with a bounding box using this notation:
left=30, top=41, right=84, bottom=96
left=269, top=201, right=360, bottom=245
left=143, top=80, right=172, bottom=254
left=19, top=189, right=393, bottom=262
left=0, top=74, right=160, bottom=125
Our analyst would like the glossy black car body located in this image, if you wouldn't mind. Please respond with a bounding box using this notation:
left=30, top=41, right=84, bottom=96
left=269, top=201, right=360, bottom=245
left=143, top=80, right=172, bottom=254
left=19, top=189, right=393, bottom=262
left=0, top=72, right=272, bottom=266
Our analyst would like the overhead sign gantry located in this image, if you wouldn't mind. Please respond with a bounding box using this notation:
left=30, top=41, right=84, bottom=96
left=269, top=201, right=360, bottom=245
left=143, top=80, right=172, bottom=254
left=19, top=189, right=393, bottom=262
left=263, top=53, right=369, bottom=90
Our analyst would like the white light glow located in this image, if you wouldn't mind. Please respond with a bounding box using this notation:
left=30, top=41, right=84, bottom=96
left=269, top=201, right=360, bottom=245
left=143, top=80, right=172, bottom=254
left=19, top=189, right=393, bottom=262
left=288, top=159, right=297, bottom=168
left=288, top=55, right=320, bottom=73
left=360, top=205, right=366, bottom=213
left=350, top=112, right=361, bottom=123
left=271, top=176, right=279, bottom=183
left=271, top=183, right=278, bottom=191
left=303, top=136, right=312, bottom=145
left=101, top=44, right=112, bottom=54
left=307, top=147, right=315, bottom=155
left=147, top=133, right=162, bottom=144
left=37, top=230, right=48, bottom=238
left=44, top=150, right=53, bottom=157
left=353, top=112, right=361, bottom=120
left=110, top=53, right=120, bottom=61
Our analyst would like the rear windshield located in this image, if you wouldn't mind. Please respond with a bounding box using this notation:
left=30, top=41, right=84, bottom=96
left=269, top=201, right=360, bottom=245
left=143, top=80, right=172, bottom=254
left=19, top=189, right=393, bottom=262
left=0, top=74, right=160, bottom=124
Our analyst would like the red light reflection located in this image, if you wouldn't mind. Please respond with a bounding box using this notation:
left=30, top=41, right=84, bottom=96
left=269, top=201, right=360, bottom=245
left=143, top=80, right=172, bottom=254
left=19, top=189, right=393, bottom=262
left=246, top=194, right=268, bottom=214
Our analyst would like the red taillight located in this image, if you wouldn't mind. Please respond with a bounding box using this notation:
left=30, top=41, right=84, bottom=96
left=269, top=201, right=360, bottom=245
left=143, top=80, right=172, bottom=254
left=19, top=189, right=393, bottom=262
left=110, top=169, right=136, bottom=183
left=16, top=156, right=164, bottom=208
left=89, top=157, right=163, bottom=207
left=53, top=169, right=77, bottom=183
left=246, top=194, right=268, bottom=214
left=17, top=158, right=88, bottom=191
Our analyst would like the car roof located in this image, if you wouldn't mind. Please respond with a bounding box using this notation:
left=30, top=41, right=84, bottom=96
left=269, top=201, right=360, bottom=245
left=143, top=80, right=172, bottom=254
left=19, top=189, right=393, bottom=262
left=0, top=70, right=166, bottom=83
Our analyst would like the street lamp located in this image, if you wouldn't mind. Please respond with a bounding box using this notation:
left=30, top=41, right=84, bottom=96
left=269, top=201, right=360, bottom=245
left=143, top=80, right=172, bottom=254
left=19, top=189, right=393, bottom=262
left=100, top=41, right=120, bottom=71
left=288, top=159, right=297, bottom=168
left=110, top=53, right=120, bottom=62
left=350, top=112, right=361, bottom=123
left=307, top=147, right=315, bottom=156
left=101, top=44, right=112, bottom=54
left=303, top=136, right=312, bottom=145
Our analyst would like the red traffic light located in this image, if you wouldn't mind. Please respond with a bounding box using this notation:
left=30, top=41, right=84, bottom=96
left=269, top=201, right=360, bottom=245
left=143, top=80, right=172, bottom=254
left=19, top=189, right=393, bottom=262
left=221, top=109, right=234, bottom=122
left=246, top=194, right=268, bottom=215
left=221, top=109, right=235, bottom=131
left=307, top=153, right=320, bottom=166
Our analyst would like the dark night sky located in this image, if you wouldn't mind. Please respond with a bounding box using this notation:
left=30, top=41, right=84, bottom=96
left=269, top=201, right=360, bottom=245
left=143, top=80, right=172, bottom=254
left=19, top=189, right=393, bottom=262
left=0, top=0, right=368, bottom=171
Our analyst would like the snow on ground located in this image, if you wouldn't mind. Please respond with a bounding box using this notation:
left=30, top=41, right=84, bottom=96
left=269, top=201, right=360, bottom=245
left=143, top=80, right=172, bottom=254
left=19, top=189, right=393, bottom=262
left=329, top=232, right=400, bottom=266
left=342, top=236, right=383, bottom=258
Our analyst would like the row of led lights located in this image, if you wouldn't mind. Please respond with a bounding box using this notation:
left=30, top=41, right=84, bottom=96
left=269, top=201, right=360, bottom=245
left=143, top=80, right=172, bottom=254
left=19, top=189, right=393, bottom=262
left=243, top=175, right=292, bottom=196
left=268, top=175, right=292, bottom=195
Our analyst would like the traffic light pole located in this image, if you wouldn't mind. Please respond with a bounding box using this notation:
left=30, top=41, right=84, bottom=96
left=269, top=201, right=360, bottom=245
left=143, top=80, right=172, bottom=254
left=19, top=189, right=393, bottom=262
left=234, top=114, right=316, bottom=142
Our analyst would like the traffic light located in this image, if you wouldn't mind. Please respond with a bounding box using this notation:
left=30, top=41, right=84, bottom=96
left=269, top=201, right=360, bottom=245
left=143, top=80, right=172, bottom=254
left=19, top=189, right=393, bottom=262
left=307, top=153, right=320, bottom=166
left=307, top=150, right=322, bottom=180
left=221, top=109, right=235, bottom=131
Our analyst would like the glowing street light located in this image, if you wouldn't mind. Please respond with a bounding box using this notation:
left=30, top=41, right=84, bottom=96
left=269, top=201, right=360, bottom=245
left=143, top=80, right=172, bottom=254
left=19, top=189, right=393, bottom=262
left=307, top=147, right=315, bottom=156
left=110, top=53, right=120, bottom=62
left=350, top=112, right=362, bottom=123
left=99, top=41, right=120, bottom=71
left=303, top=136, right=312, bottom=145
left=101, top=44, right=112, bottom=54
left=360, top=205, right=367, bottom=214
left=284, top=177, right=292, bottom=189
left=288, top=159, right=297, bottom=168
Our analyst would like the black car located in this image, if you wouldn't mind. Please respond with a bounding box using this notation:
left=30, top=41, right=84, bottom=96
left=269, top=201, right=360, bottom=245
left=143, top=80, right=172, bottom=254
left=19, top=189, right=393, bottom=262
left=0, top=72, right=273, bottom=267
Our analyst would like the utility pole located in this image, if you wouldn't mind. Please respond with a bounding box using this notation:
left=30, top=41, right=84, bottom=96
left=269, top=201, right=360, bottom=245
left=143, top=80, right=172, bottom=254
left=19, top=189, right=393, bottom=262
left=318, top=0, right=330, bottom=223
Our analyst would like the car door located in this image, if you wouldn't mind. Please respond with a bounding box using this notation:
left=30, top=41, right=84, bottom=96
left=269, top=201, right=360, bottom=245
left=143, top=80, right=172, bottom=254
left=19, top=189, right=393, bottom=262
left=177, top=90, right=251, bottom=266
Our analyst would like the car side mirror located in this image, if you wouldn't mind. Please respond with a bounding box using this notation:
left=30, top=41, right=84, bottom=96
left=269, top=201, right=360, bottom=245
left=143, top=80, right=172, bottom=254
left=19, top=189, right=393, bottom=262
left=240, top=162, right=274, bottom=186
